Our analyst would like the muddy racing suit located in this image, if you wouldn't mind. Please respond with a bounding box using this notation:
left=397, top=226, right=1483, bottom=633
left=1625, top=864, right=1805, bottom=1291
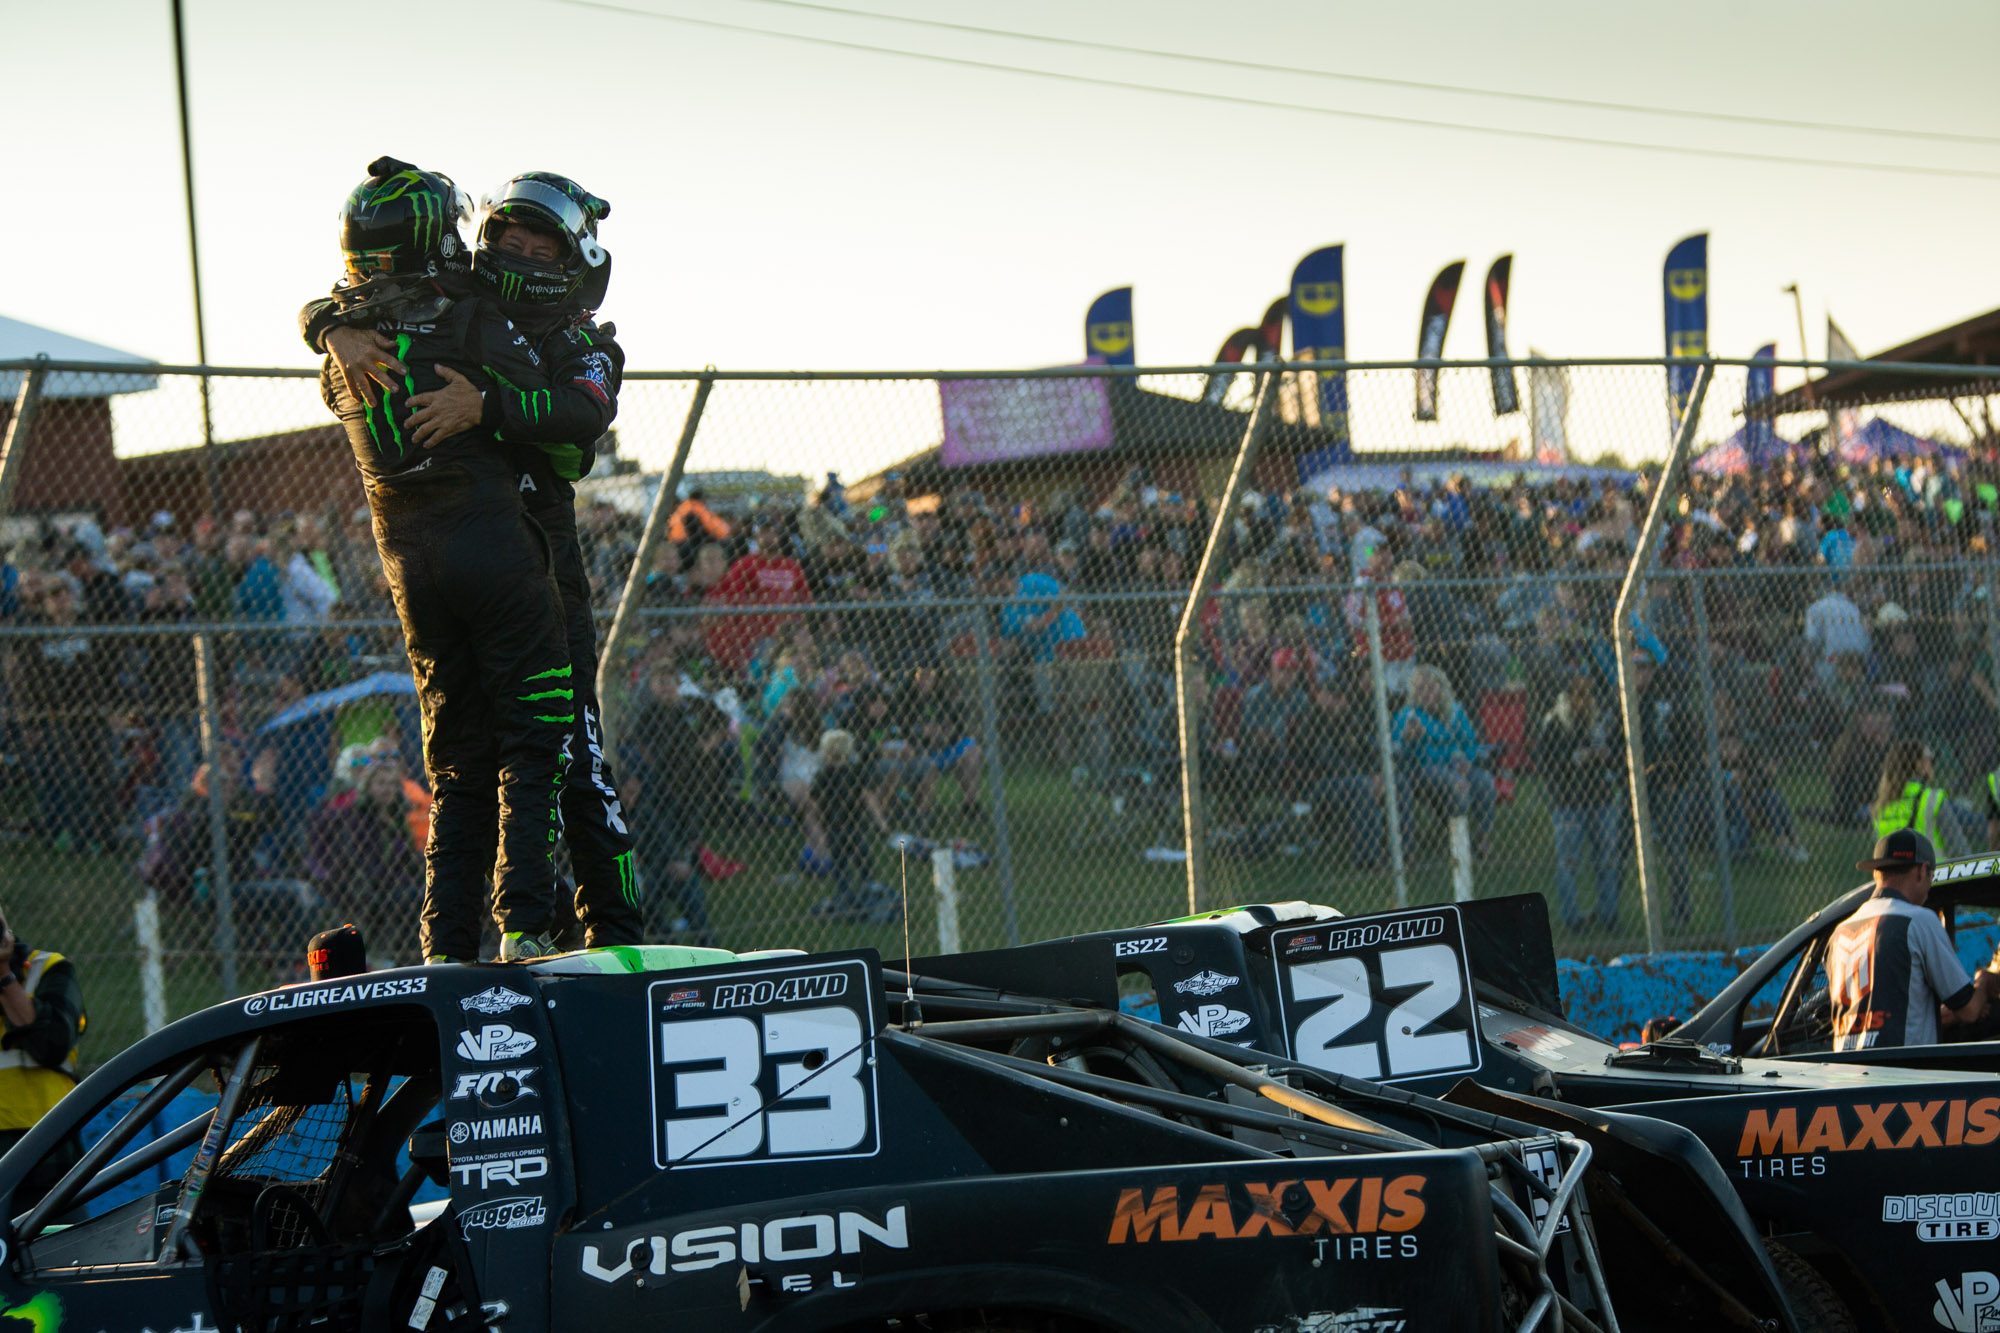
left=311, top=290, right=604, bottom=959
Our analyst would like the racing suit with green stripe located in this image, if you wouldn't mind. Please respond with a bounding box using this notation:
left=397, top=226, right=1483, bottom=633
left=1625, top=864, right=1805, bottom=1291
left=310, top=288, right=609, bottom=959
left=501, top=316, right=643, bottom=947
left=307, top=298, right=643, bottom=947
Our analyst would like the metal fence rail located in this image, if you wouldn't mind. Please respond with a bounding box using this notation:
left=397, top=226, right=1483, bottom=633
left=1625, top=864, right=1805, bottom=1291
left=0, top=354, right=1996, bottom=1067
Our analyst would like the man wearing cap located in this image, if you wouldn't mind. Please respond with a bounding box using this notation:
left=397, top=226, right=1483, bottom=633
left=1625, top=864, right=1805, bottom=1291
left=1827, top=830, right=1994, bottom=1051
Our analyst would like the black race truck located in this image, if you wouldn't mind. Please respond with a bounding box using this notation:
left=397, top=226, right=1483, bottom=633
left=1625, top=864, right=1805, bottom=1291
left=909, top=896, right=2000, bottom=1332
left=0, top=943, right=1793, bottom=1332
left=1668, top=849, right=2000, bottom=1072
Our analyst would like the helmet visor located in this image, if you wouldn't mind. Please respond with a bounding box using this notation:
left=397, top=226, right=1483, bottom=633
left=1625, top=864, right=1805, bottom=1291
left=491, top=178, right=591, bottom=243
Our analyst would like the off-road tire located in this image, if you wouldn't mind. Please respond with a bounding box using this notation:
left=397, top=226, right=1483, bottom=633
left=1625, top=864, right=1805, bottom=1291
left=1764, top=1238, right=1859, bottom=1333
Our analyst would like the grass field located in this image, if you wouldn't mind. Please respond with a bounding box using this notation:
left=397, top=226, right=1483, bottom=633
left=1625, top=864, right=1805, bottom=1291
left=13, top=756, right=1865, bottom=1072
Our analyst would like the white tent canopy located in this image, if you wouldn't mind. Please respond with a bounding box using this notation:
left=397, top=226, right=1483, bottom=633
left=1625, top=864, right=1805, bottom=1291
left=0, top=315, right=156, bottom=398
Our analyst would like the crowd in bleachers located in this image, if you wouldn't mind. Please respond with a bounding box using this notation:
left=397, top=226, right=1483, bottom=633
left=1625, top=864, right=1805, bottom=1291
left=4, top=435, right=2000, bottom=947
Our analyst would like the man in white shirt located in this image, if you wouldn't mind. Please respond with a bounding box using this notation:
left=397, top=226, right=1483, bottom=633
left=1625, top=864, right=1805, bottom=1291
left=1802, top=580, right=1868, bottom=687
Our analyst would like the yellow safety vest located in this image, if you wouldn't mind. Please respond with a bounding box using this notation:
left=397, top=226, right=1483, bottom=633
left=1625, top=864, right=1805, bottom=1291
left=1875, top=781, right=1945, bottom=844
left=0, top=951, right=79, bottom=1132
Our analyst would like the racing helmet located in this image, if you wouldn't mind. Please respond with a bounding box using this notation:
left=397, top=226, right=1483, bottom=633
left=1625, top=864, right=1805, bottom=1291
left=335, top=156, right=472, bottom=311
left=472, top=172, right=612, bottom=309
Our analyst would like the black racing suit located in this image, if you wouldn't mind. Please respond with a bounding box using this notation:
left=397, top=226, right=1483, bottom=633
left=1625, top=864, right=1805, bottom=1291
left=504, top=314, right=643, bottom=947
left=309, top=288, right=596, bottom=960
left=309, top=298, right=645, bottom=948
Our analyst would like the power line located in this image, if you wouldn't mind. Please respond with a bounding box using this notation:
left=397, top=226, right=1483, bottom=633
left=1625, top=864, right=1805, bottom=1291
left=547, top=0, right=2000, bottom=182
left=735, top=0, right=2000, bottom=148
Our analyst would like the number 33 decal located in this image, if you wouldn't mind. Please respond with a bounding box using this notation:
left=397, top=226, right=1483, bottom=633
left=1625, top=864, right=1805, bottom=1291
left=1286, top=942, right=1478, bottom=1081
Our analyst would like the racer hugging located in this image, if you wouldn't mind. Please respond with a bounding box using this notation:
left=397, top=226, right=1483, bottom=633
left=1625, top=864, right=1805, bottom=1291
left=302, top=157, right=640, bottom=963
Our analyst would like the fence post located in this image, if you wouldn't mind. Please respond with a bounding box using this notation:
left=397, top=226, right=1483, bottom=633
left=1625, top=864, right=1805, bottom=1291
left=931, top=845, right=961, bottom=955
left=1364, top=586, right=1409, bottom=908
left=1174, top=370, right=1278, bottom=914
left=193, top=633, right=238, bottom=999
left=1984, top=550, right=2000, bottom=741
left=0, top=356, right=49, bottom=515
left=1688, top=572, right=1739, bottom=947
left=135, top=895, right=168, bottom=1035
left=970, top=600, right=1021, bottom=946
left=597, top=372, right=714, bottom=757
left=1615, top=362, right=1713, bottom=955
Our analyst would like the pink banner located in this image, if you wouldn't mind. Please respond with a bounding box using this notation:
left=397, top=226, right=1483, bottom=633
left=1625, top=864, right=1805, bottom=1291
left=938, top=374, right=1115, bottom=467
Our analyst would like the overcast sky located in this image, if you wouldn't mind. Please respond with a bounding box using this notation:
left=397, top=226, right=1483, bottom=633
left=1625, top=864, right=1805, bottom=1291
left=6, top=0, right=1997, bottom=383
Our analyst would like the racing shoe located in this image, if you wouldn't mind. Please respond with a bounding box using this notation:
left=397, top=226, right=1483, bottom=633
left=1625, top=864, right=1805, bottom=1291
left=498, top=931, right=559, bottom=962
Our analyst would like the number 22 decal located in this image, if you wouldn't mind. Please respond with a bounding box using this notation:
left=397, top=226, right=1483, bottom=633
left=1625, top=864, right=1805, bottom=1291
left=1277, top=912, right=1480, bottom=1084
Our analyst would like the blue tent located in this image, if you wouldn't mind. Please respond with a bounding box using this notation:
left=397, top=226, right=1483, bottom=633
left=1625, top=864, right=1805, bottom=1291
left=255, top=672, right=422, bottom=817
left=1835, top=416, right=1965, bottom=466
left=1694, top=425, right=1800, bottom=476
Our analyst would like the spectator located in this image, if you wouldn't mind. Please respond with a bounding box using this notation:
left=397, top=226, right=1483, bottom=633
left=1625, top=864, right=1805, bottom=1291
left=1535, top=671, right=1625, bottom=931
left=626, top=681, right=731, bottom=945
left=1341, top=547, right=1416, bottom=694
left=306, top=745, right=424, bottom=962
left=999, top=563, right=1086, bottom=716
left=138, top=745, right=316, bottom=951
left=1392, top=664, right=1497, bottom=858
left=1302, top=673, right=1410, bottom=868
left=668, top=487, right=733, bottom=568
left=8, top=583, right=113, bottom=852
left=705, top=515, right=811, bottom=673
left=1872, top=738, right=1974, bottom=860
left=1802, top=575, right=1869, bottom=686
left=1238, top=648, right=1313, bottom=801
left=1712, top=691, right=1811, bottom=864
left=231, top=535, right=283, bottom=622
left=809, top=729, right=896, bottom=923
left=896, top=666, right=984, bottom=828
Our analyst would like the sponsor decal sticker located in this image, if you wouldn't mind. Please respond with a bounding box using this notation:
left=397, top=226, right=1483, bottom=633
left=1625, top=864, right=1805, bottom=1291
left=459, top=1195, right=546, bottom=1237
left=243, top=975, right=426, bottom=1015
left=1173, top=970, right=1241, bottom=997
left=1886, top=1193, right=2000, bottom=1243
left=460, top=986, right=533, bottom=1016
left=1255, top=1311, right=1408, bottom=1333
left=450, top=1114, right=544, bottom=1145
left=582, top=1204, right=908, bottom=1285
left=1175, top=1004, right=1252, bottom=1038
left=1106, top=1176, right=1426, bottom=1261
left=1735, top=1098, right=2000, bottom=1178
left=712, top=972, right=849, bottom=1011
left=451, top=1068, right=538, bottom=1101
left=457, top=1023, right=538, bottom=1062
left=449, top=1152, right=548, bottom=1190
left=1933, top=1271, right=2000, bottom=1331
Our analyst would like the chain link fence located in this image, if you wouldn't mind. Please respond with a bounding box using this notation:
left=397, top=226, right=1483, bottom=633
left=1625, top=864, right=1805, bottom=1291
left=1, top=355, right=1996, bottom=1066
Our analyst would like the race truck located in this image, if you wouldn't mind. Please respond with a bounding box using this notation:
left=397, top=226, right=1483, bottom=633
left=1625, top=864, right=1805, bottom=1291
left=1666, top=849, right=2000, bottom=1072
left=0, top=943, right=1796, bottom=1332
left=907, top=895, right=2000, bottom=1332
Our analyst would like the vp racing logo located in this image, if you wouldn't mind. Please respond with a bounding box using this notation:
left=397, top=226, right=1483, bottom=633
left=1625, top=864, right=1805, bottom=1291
left=458, top=1024, right=537, bottom=1062
left=1933, top=1272, right=2000, bottom=1331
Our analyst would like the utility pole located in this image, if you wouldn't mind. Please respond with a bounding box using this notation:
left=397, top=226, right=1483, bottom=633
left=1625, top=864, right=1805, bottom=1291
left=172, top=0, right=223, bottom=520
left=1782, top=283, right=1813, bottom=407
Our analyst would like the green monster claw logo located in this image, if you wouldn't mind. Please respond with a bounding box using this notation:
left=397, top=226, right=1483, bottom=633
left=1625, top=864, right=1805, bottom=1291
left=520, top=664, right=576, bottom=724
left=0, top=1291, right=64, bottom=1333
left=616, top=850, right=639, bottom=907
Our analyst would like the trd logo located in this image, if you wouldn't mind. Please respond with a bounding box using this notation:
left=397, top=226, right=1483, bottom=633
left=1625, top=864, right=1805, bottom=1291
left=451, top=1068, right=538, bottom=1100
left=449, top=1154, right=548, bottom=1190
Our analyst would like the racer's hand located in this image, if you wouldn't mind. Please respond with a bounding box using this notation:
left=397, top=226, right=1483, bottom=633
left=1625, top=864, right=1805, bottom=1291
left=407, top=367, right=483, bottom=446
left=324, top=327, right=402, bottom=408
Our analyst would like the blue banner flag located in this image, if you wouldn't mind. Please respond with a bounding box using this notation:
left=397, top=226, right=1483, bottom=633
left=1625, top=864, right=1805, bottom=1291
left=1662, top=233, right=1708, bottom=427
left=1289, top=246, right=1349, bottom=448
left=1084, top=287, right=1134, bottom=367
left=1746, top=342, right=1776, bottom=462
left=1482, top=255, right=1519, bottom=415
